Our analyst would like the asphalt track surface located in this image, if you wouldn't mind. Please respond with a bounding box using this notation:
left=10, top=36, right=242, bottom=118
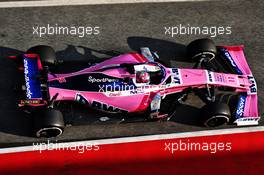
left=0, top=0, right=263, bottom=147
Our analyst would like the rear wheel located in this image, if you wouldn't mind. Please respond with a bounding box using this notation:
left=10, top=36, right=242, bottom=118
left=27, top=45, right=57, bottom=68
left=200, top=102, right=231, bottom=127
left=33, top=108, right=65, bottom=138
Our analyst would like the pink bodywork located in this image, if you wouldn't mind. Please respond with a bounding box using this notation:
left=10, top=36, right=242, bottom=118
left=47, top=46, right=259, bottom=125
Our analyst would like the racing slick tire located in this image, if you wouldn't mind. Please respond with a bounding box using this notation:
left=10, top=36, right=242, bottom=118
left=200, top=102, right=231, bottom=127
left=187, top=38, right=217, bottom=62
left=33, top=108, right=65, bottom=138
left=26, top=45, right=57, bottom=67
left=216, top=93, right=240, bottom=122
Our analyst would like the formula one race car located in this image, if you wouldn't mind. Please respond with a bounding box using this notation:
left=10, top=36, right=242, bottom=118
left=9, top=38, right=259, bottom=137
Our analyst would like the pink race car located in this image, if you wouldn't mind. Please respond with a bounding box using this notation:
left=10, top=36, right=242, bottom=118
left=9, top=39, right=259, bottom=137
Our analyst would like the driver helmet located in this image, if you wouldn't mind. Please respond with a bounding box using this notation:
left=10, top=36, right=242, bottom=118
left=136, top=71, right=150, bottom=83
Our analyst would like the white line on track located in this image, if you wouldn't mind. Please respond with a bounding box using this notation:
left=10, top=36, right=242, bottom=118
left=0, top=0, right=216, bottom=8
left=1, top=126, right=264, bottom=154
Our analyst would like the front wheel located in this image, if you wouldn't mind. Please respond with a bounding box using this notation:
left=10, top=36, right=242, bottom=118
left=186, top=38, right=217, bottom=63
left=200, top=102, right=231, bottom=127
left=33, top=108, right=65, bottom=138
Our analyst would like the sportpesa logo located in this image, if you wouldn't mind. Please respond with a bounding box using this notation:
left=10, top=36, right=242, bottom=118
left=24, top=59, right=32, bottom=99
left=236, top=95, right=246, bottom=118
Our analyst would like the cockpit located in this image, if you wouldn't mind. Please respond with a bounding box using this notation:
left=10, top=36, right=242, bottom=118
left=134, top=62, right=166, bottom=85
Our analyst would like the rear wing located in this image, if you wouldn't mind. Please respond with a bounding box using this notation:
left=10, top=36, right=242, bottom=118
left=22, top=54, right=43, bottom=99
left=219, top=46, right=259, bottom=126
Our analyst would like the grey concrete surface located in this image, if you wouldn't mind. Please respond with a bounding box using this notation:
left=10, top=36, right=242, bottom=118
left=0, top=0, right=263, bottom=147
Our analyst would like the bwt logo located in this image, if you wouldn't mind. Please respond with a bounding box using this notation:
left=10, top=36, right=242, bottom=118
left=248, top=76, right=257, bottom=94
left=75, top=93, right=127, bottom=113
left=236, top=96, right=246, bottom=118
left=172, top=68, right=182, bottom=85
left=208, top=71, right=214, bottom=82
left=206, top=71, right=214, bottom=83
left=24, top=59, right=32, bottom=99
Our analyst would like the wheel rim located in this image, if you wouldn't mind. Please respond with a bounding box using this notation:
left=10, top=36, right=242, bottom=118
left=204, top=115, right=229, bottom=127
left=192, top=52, right=215, bottom=62
left=36, top=127, right=63, bottom=138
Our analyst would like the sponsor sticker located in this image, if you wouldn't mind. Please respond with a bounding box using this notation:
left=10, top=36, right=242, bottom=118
left=235, top=117, right=259, bottom=126
left=206, top=70, right=215, bottom=84
left=247, top=75, right=257, bottom=95
left=23, top=57, right=42, bottom=99
left=151, top=93, right=161, bottom=112
left=88, top=76, right=119, bottom=83
left=171, top=68, right=182, bottom=85
left=75, top=93, right=127, bottom=113
left=235, top=95, right=246, bottom=119
left=215, top=74, right=225, bottom=83
left=24, top=59, right=32, bottom=99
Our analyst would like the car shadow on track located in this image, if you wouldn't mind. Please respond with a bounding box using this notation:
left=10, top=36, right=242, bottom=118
left=127, top=36, right=189, bottom=66
left=169, top=104, right=202, bottom=126
left=55, top=45, right=122, bottom=73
